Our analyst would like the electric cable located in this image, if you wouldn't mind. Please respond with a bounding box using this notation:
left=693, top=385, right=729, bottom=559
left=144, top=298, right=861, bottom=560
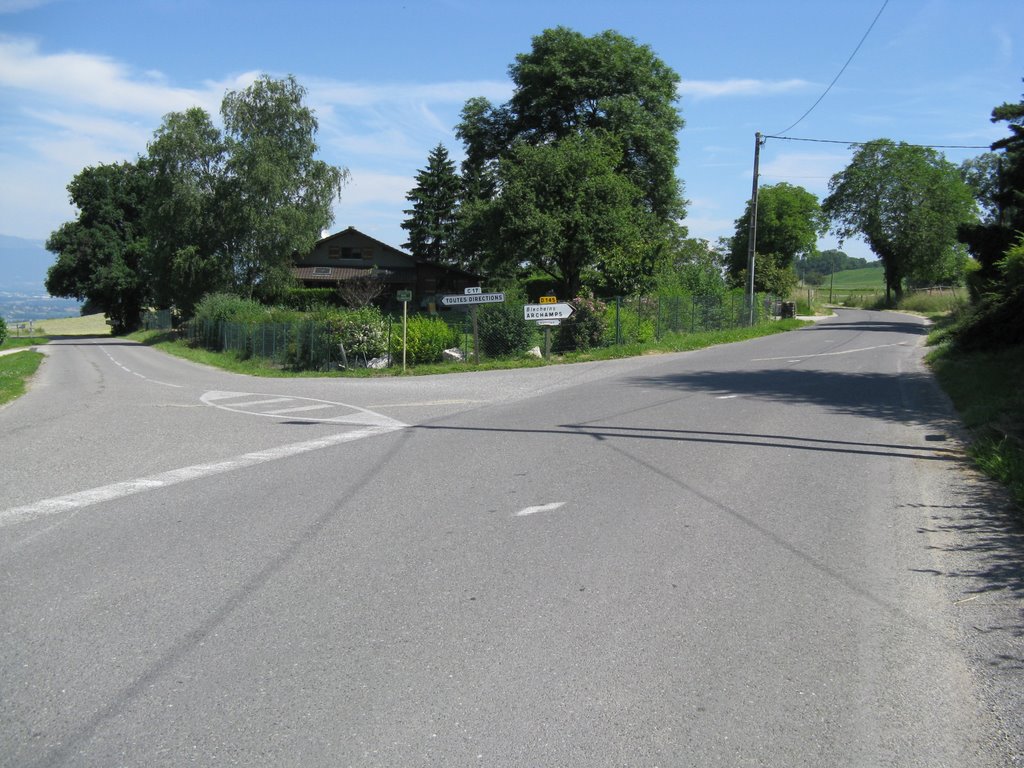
left=774, top=0, right=889, bottom=136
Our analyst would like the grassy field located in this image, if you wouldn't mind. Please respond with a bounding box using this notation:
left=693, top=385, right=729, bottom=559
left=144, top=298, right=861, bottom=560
left=828, top=264, right=886, bottom=290
left=4, top=313, right=110, bottom=338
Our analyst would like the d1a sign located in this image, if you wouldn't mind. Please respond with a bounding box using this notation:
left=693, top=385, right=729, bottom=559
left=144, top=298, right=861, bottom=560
left=524, top=303, right=574, bottom=321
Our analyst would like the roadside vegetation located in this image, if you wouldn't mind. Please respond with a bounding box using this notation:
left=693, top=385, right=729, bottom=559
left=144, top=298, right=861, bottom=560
left=131, top=294, right=807, bottom=377
left=24, top=29, right=1024, bottom=507
left=0, top=351, right=44, bottom=406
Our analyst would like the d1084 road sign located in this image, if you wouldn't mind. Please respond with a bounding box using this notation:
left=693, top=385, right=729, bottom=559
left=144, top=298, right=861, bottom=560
left=440, top=292, right=505, bottom=306
left=524, top=303, right=574, bottom=321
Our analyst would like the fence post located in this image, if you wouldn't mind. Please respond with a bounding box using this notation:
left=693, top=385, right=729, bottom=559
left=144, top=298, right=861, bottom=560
left=615, top=296, right=622, bottom=345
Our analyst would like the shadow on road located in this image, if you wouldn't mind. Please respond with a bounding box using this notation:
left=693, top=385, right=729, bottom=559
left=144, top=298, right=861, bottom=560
left=624, top=368, right=957, bottom=429
left=911, top=480, right=1024, bottom=667
left=804, top=320, right=930, bottom=335
left=413, top=422, right=958, bottom=462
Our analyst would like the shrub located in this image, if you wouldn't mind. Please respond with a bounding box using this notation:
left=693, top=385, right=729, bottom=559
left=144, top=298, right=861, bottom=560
left=284, top=306, right=388, bottom=369
left=283, top=287, right=341, bottom=311
left=477, top=303, right=534, bottom=357
left=191, top=293, right=269, bottom=326
left=602, top=301, right=655, bottom=345
left=554, top=292, right=606, bottom=352
left=0, top=314, right=7, bottom=346
left=315, top=306, right=388, bottom=362
left=391, top=315, right=460, bottom=364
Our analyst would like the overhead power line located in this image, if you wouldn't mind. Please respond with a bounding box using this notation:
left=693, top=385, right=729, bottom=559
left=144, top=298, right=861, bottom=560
left=763, top=134, right=991, bottom=150
left=774, top=0, right=890, bottom=136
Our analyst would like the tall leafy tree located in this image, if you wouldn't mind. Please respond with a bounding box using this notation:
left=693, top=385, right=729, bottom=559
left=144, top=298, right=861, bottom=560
left=654, top=227, right=728, bottom=296
left=728, top=182, right=824, bottom=288
left=401, top=143, right=461, bottom=266
left=958, top=86, right=1024, bottom=293
left=45, top=162, right=150, bottom=334
left=505, top=26, right=684, bottom=221
left=220, top=74, right=349, bottom=300
left=493, top=131, right=650, bottom=297
left=455, top=27, right=685, bottom=289
left=823, top=139, right=977, bottom=302
left=143, top=107, right=229, bottom=315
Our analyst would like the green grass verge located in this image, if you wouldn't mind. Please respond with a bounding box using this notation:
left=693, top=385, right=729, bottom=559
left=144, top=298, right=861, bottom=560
left=130, top=319, right=809, bottom=378
left=926, top=333, right=1024, bottom=509
left=1, top=336, right=49, bottom=351
left=0, top=350, right=44, bottom=406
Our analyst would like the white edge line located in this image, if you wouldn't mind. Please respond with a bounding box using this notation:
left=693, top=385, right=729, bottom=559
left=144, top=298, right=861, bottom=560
left=1, top=424, right=406, bottom=528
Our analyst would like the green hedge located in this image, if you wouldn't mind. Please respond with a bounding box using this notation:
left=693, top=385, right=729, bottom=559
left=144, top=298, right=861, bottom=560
left=391, top=315, right=460, bottom=364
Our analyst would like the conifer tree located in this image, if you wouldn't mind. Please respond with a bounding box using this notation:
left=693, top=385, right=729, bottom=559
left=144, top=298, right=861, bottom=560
left=402, top=143, right=461, bottom=266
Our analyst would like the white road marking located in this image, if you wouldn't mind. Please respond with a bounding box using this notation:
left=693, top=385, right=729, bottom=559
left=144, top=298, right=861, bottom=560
left=752, top=342, right=909, bottom=362
left=0, top=424, right=406, bottom=528
left=100, top=348, right=184, bottom=388
left=201, top=391, right=403, bottom=427
left=366, top=399, right=486, bottom=408
left=515, top=502, right=567, bottom=517
left=264, top=403, right=336, bottom=415
left=229, top=397, right=294, bottom=407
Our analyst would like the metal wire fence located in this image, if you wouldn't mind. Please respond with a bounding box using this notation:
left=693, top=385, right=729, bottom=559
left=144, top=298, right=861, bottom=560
left=182, top=291, right=775, bottom=371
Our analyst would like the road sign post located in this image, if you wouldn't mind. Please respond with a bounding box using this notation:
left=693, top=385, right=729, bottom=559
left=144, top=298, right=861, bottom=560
left=524, top=302, right=573, bottom=359
left=440, top=289, right=505, bottom=364
left=396, top=290, right=412, bottom=372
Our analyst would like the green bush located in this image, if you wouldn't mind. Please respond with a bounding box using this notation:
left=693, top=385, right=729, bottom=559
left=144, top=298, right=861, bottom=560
left=602, top=301, right=655, bottom=345
left=283, top=287, right=342, bottom=311
left=313, top=306, right=388, bottom=362
left=0, top=314, right=7, bottom=346
left=554, top=293, right=606, bottom=352
left=477, top=303, right=534, bottom=357
left=191, top=293, right=270, bottom=326
left=392, top=315, right=460, bottom=364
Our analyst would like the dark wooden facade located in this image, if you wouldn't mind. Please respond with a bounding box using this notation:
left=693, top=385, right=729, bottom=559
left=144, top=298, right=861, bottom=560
left=292, top=227, right=479, bottom=310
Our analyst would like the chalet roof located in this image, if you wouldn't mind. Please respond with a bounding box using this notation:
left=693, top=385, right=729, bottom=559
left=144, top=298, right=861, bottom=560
left=315, top=227, right=411, bottom=258
left=292, top=265, right=414, bottom=283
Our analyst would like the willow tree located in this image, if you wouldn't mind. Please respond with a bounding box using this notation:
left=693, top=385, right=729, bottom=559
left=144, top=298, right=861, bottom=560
left=220, top=75, right=349, bottom=301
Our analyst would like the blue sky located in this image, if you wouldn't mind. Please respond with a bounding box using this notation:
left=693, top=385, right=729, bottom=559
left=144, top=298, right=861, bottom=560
left=1, top=0, right=1022, bottom=263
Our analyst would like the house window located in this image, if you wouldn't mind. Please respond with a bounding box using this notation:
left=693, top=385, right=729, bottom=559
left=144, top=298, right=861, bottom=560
left=328, top=246, right=342, bottom=259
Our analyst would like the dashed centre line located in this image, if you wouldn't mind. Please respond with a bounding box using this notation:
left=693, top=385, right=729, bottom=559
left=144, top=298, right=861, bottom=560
left=752, top=341, right=909, bottom=362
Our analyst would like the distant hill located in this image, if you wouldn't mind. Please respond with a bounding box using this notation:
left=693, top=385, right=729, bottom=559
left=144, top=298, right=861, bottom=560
left=0, top=234, right=82, bottom=322
left=0, top=234, right=53, bottom=291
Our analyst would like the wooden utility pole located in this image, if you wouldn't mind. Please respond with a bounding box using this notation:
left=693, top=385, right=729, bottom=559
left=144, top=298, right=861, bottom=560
left=746, top=132, right=764, bottom=324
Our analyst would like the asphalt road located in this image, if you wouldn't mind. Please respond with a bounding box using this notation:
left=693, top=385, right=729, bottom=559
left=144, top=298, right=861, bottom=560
left=2, top=309, right=1022, bottom=767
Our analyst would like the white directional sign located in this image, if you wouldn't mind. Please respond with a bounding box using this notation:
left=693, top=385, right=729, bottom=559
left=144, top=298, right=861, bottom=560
left=524, top=303, right=574, bottom=321
left=440, top=292, right=505, bottom=306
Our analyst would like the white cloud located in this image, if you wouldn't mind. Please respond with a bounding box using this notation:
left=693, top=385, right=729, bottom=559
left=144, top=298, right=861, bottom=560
left=757, top=150, right=852, bottom=195
left=0, top=37, right=226, bottom=116
left=680, top=78, right=810, bottom=99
